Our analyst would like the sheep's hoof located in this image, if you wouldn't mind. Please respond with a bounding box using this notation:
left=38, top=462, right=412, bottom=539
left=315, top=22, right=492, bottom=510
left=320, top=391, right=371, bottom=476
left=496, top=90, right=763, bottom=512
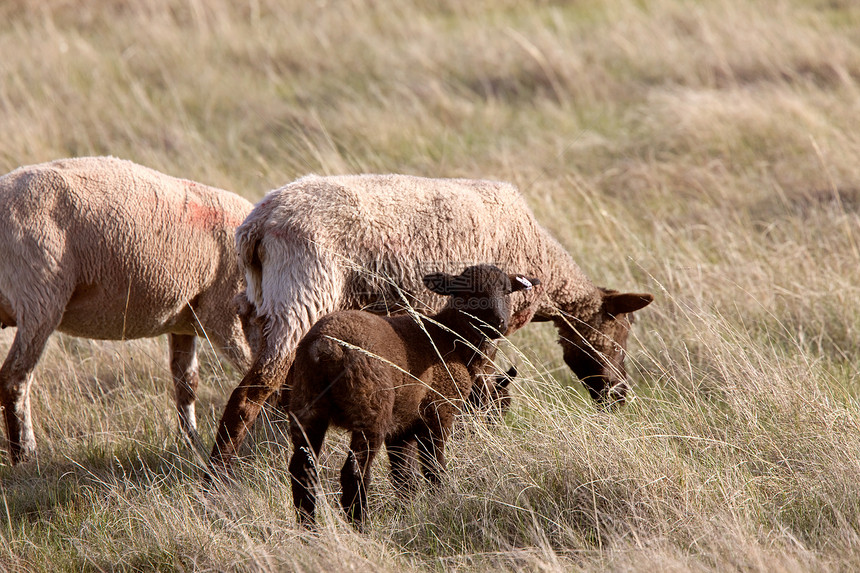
left=8, top=442, right=37, bottom=466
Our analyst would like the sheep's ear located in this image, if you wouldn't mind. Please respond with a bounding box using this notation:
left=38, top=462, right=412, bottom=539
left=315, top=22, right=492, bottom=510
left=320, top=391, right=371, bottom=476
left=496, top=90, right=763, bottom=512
left=510, top=275, right=540, bottom=293
left=232, top=291, right=254, bottom=317
left=423, top=272, right=455, bottom=296
left=603, top=292, right=653, bottom=316
left=498, top=366, right=517, bottom=388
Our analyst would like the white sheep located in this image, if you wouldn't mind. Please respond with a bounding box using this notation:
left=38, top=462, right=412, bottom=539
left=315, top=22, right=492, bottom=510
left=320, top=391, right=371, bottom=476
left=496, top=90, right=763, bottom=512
left=210, top=174, right=652, bottom=469
left=0, top=156, right=254, bottom=463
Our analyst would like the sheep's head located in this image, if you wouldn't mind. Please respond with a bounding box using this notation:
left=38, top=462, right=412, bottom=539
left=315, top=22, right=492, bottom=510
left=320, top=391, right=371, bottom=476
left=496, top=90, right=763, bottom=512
left=468, top=366, right=516, bottom=422
left=555, top=289, right=653, bottom=406
left=422, top=264, right=540, bottom=339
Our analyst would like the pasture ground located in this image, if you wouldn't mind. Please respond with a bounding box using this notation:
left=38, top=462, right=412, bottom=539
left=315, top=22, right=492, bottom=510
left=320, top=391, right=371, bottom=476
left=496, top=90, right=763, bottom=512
left=1, top=1, right=860, bottom=570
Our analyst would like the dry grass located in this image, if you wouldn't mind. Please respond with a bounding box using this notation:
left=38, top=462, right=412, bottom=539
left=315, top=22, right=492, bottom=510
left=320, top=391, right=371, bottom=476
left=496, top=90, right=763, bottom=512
left=1, top=0, right=860, bottom=570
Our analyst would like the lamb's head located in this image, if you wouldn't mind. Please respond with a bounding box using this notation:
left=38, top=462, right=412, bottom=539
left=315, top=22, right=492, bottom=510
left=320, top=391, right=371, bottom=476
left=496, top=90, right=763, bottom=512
left=422, top=264, right=540, bottom=340
left=556, top=289, right=653, bottom=406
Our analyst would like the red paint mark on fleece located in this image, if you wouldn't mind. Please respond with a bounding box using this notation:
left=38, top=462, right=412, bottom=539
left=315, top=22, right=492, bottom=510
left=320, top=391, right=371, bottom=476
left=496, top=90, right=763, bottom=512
left=184, top=202, right=222, bottom=229
left=180, top=181, right=245, bottom=229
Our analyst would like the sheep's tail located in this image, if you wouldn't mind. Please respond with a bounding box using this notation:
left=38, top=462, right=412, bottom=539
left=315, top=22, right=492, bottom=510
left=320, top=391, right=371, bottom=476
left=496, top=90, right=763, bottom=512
left=235, top=210, right=267, bottom=309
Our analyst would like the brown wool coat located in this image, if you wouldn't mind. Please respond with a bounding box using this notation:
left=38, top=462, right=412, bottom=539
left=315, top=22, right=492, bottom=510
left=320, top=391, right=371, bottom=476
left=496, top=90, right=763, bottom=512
left=287, top=265, right=535, bottom=527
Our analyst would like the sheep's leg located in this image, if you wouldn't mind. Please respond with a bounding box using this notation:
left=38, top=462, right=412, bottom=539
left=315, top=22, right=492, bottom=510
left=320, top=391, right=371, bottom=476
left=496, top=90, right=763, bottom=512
left=341, top=431, right=382, bottom=529
left=288, top=414, right=329, bottom=528
left=195, top=288, right=254, bottom=374
left=0, top=319, right=59, bottom=464
left=168, top=334, right=204, bottom=453
left=209, top=337, right=290, bottom=472
left=385, top=432, right=419, bottom=497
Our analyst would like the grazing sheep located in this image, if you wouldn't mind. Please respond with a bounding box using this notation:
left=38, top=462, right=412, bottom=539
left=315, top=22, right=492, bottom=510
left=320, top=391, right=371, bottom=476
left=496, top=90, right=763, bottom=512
left=288, top=264, right=538, bottom=528
left=210, top=174, right=652, bottom=470
left=468, top=365, right=517, bottom=422
left=0, top=156, right=254, bottom=463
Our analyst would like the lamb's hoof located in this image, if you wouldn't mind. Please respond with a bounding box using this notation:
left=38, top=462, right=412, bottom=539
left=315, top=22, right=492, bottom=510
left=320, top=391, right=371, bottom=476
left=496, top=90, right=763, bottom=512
left=296, top=511, right=319, bottom=532
left=200, top=459, right=238, bottom=487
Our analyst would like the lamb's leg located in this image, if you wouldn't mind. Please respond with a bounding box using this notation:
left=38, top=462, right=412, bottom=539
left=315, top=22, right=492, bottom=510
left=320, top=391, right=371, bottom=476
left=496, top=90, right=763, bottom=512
left=415, top=411, right=454, bottom=488
left=341, top=431, right=382, bottom=529
left=288, top=413, right=329, bottom=528
left=168, top=334, right=204, bottom=453
left=466, top=339, right=497, bottom=381
left=208, top=337, right=290, bottom=472
left=0, top=319, right=60, bottom=464
left=385, top=431, right=419, bottom=497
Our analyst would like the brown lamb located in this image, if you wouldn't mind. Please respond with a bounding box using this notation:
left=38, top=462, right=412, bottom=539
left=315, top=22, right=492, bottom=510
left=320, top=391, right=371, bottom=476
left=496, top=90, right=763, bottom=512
left=377, top=363, right=518, bottom=492
left=287, top=264, right=538, bottom=528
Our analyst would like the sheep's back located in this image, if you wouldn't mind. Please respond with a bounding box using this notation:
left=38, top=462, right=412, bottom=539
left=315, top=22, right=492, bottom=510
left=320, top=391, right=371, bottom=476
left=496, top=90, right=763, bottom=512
left=256, top=174, right=550, bottom=314
left=0, top=156, right=252, bottom=339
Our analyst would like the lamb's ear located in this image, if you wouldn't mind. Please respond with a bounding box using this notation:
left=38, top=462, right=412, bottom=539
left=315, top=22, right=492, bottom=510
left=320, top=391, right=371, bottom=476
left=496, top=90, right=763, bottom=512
left=510, top=275, right=540, bottom=293
left=423, top=272, right=455, bottom=296
left=603, top=292, right=653, bottom=316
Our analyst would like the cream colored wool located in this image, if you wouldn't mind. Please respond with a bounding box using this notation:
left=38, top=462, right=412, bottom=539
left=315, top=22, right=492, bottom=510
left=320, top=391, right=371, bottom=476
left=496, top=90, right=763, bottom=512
left=0, top=156, right=254, bottom=463
left=240, top=174, right=594, bottom=348
left=239, top=175, right=650, bottom=374
left=210, top=173, right=651, bottom=470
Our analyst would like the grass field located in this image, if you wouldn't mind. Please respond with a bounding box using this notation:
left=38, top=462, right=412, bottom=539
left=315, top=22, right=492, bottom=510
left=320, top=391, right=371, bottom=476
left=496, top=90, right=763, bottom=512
left=2, top=0, right=860, bottom=570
